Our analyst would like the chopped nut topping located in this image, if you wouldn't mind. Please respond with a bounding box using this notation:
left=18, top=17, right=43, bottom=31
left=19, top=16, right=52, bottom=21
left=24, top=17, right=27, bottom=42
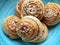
left=17, top=22, right=35, bottom=38
left=22, top=1, right=43, bottom=18
left=44, top=7, right=58, bottom=18
left=7, top=17, right=19, bottom=31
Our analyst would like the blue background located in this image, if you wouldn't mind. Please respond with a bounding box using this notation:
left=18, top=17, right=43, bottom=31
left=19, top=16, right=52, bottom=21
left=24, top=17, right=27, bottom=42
left=0, top=0, right=60, bottom=45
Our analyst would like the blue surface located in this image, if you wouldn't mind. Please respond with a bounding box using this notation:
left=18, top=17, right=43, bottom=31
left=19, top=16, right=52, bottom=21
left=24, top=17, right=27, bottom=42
left=0, top=0, right=60, bottom=45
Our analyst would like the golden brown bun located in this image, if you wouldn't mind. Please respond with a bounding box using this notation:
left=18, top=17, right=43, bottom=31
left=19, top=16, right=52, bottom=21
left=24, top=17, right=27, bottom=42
left=16, top=0, right=44, bottom=20
left=16, top=16, right=48, bottom=43
left=2, top=16, right=19, bottom=39
left=42, top=3, right=60, bottom=26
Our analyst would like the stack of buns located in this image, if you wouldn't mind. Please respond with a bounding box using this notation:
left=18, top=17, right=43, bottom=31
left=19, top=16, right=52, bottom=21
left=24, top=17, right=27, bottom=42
left=2, top=0, right=60, bottom=43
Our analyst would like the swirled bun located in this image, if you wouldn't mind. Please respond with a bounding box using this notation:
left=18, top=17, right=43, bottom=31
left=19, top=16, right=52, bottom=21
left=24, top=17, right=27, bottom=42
left=2, top=16, right=19, bottom=39
left=16, top=16, right=48, bottom=43
left=42, top=3, right=60, bottom=26
left=16, top=0, right=44, bottom=20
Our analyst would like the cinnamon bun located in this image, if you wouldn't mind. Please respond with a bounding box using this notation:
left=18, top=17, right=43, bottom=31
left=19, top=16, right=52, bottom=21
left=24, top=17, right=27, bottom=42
left=42, top=3, right=60, bottom=26
left=2, top=16, right=19, bottom=39
left=16, top=16, right=48, bottom=43
left=16, top=0, right=44, bottom=20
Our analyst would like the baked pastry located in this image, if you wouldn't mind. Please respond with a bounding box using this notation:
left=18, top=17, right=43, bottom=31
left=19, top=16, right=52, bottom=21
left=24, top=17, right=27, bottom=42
left=2, top=16, right=20, bottom=39
left=16, top=16, right=48, bottom=43
left=16, top=0, right=44, bottom=20
left=42, top=3, right=60, bottom=26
